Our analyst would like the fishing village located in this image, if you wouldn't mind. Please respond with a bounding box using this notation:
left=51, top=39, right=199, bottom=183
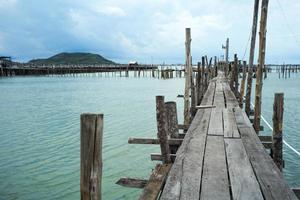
left=1, top=0, right=300, bottom=200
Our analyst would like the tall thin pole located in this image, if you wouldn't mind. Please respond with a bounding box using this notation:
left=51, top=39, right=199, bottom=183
left=245, top=0, right=260, bottom=116
left=184, top=28, right=192, bottom=126
left=254, top=0, right=269, bottom=133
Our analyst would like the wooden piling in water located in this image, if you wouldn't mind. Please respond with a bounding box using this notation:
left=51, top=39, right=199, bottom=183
left=80, top=113, right=103, bottom=200
left=272, top=93, right=284, bottom=171
left=156, top=96, right=171, bottom=164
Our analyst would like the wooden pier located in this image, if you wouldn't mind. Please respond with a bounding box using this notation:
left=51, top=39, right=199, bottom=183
left=160, top=73, right=296, bottom=199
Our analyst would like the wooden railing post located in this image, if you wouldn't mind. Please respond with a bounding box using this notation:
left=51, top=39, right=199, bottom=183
left=184, top=28, right=192, bottom=126
left=254, top=0, right=269, bottom=133
left=80, top=114, right=103, bottom=200
left=196, top=62, right=202, bottom=106
left=239, top=61, right=247, bottom=108
left=156, top=96, right=171, bottom=164
left=245, top=0, right=260, bottom=116
left=272, top=93, right=284, bottom=171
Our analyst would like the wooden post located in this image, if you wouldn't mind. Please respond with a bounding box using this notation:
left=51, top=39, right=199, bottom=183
left=254, top=0, right=269, bottom=133
left=239, top=61, right=247, bottom=108
left=165, top=102, right=179, bottom=139
left=234, top=55, right=239, bottom=97
left=80, top=114, right=103, bottom=200
left=201, top=56, right=205, bottom=95
left=245, top=0, right=260, bottom=116
left=184, top=28, right=192, bottom=126
left=156, top=96, right=171, bottom=164
left=272, top=93, right=284, bottom=171
left=165, top=101, right=179, bottom=156
left=196, top=62, right=202, bottom=106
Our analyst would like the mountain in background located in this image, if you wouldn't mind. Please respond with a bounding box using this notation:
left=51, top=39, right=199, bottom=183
left=28, top=52, right=116, bottom=65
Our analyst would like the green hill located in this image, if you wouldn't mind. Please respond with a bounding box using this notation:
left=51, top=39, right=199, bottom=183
left=28, top=52, right=115, bottom=65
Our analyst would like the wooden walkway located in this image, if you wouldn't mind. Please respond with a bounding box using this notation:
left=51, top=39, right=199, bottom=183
left=160, top=73, right=297, bottom=200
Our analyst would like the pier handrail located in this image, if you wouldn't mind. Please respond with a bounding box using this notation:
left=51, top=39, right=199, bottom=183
left=251, top=102, right=300, bottom=156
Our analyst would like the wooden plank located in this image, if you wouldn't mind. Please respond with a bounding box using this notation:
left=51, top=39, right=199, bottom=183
left=116, top=178, right=147, bottom=189
left=223, top=108, right=240, bottom=138
left=179, top=109, right=211, bottom=200
left=224, top=138, right=264, bottom=200
left=160, top=81, right=215, bottom=200
left=208, top=107, right=223, bottom=136
left=234, top=109, right=298, bottom=200
left=139, top=164, right=172, bottom=200
left=196, top=105, right=216, bottom=109
left=200, top=135, right=230, bottom=200
left=223, top=82, right=239, bottom=108
left=233, top=107, right=252, bottom=128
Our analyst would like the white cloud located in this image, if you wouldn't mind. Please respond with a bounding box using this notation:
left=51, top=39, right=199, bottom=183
left=93, top=5, right=127, bottom=17
left=0, top=0, right=17, bottom=9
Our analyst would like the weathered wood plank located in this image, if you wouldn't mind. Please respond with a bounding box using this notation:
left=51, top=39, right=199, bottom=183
left=160, top=80, right=216, bottom=200
left=223, top=82, right=239, bottom=108
left=200, top=135, right=230, bottom=200
left=233, top=107, right=252, bottom=128
left=116, top=177, right=147, bottom=189
left=224, top=138, right=264, bottom=200
left=196, top=105, right=216, bottom=109
left=139, top=164, right=172, bottom=200
left=179, top=109, right=211, bottom=200
left=223, top=108, right=240, bottom=138
left=208, top=107, right=223, bottom=136
left=234, top=108, right=298, bottom=200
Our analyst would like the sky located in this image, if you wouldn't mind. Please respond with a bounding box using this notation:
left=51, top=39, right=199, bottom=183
left=0, top=0, right=300, bottom=64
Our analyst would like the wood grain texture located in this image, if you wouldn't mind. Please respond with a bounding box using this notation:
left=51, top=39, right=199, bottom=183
left=139, top=164, right=172, bottom=200
left=223, top=108, right=240, bottom=138
left=200, top=135, right=230, bottom=200
left=234, top=109, right=298, bottom=200
left=224, top=138, right=264, bottom=200
left=80, top=114, right=103, bottom=200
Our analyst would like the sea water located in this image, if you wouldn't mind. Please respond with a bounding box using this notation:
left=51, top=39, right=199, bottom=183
left=0, top=72, right=299, bottom=199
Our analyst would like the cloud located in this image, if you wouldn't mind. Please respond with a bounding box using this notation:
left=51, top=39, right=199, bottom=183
left=94, top=5, right=127, bottom=17
left=0, top=0, right=300, bottom=63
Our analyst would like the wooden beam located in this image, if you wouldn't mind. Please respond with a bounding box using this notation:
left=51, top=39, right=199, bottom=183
left=80, top=114, right=103, bottom=200
left=178, top=124, right=189, bottom=130
left=116, top=178, right=147, bottom=189
left=128, top=138, right=183, bottom=146
left=150, top=153, right=176, bottom=161
left=139, top=164, right=172, bottom=200
left=259, top=135, right=272, bottom=142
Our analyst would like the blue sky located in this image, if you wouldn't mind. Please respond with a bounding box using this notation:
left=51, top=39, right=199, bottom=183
left=0, top=0, right=300, bottom=64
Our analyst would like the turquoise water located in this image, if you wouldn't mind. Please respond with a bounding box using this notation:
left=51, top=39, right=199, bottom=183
left=0, top=73, right=184, bottom=200
left=0, top=72, right=299, bottom=200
